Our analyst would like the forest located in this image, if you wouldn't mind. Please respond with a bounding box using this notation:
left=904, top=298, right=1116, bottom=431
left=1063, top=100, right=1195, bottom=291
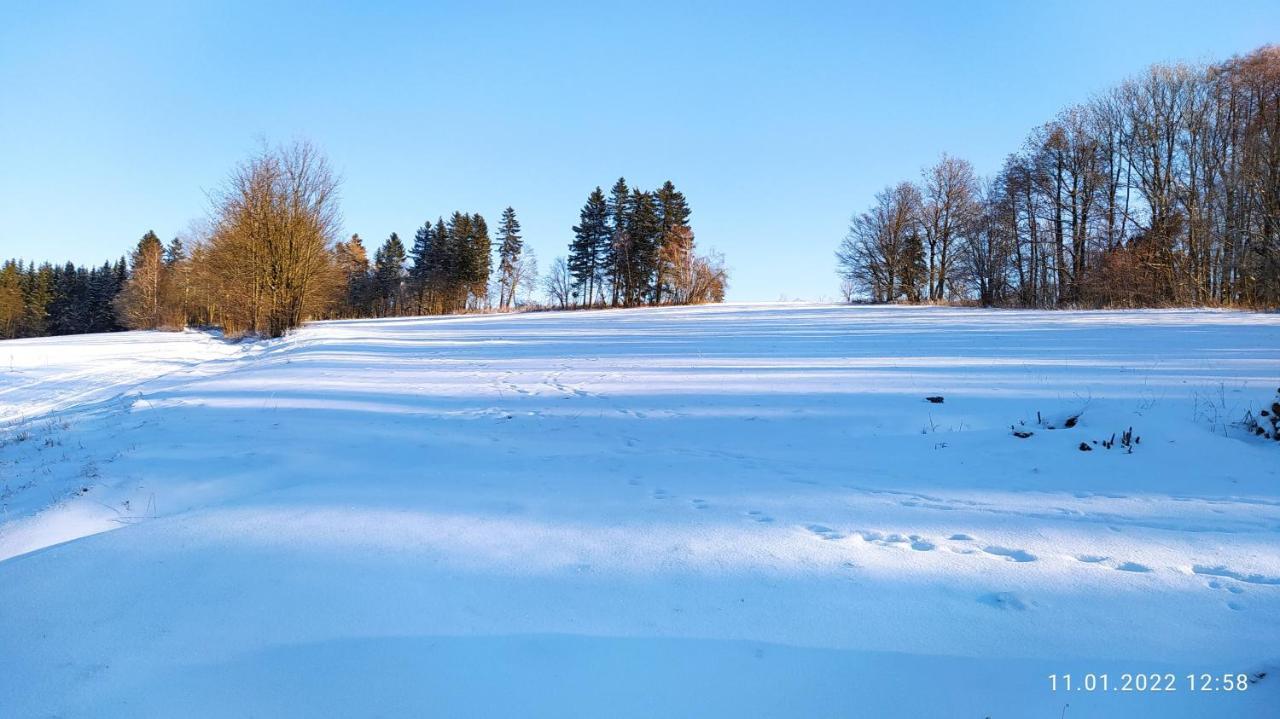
left=0, top=145, right=726, bottom=340
left=838, top=45, right=1280, bottom=308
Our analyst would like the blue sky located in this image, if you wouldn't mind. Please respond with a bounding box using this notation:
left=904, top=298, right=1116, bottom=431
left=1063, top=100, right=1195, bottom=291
left=2, top=1, right=1278, bottom=301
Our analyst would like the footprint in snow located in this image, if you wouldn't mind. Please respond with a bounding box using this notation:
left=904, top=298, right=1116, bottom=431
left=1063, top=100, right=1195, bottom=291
left=910, top=539, right=936, bottom=551
left=1075, top=554, right=1110, bottom=564
left=983, top=546, right=1037, bottom=563
left=948, top=534, right=974, bottom=541
left=691, top=498, right=709, bottom=510
left=746, top=510, right=774, bottom=523
left=806, top=524, right=846, bottom=541
left=652, top=489, right=670, bottom=500
left=1115, top=562, right=1152, bottom=573
left=1193, top=565, right=1280, bottom=586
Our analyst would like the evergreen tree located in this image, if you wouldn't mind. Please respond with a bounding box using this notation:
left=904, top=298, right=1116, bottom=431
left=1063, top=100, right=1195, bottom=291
left=114, top=230, right=171, bottom=329
left=0, top=260, right=23, bottom=338
left=654, top=181, right=692, bottom=305
left=164, top=237, right=186, bottom=266
left=22, top=263, right=53, bottom=336
left=606, top=177, right=631, bottom=306
left=334, top=234, right=372, bottom=317
left=409, top=221, right=434, bottom=313
left=465, top=213, right=492, bottom=308
left=569, top=188, right=609, bottom=307
left=624, top=189, right=662, bottom=305
left=496, top=207, right=523, bottom=310
left=373, top=233, right=407, bottom=316
left=444, top=212, right=472, bottom=312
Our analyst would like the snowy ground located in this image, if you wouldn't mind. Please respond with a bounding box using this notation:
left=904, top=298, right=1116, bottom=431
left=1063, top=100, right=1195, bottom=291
left=1, top=303, right=1278, bottom=717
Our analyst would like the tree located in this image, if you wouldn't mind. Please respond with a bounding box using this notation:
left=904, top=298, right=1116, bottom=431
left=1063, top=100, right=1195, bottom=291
left=334, top=233, right=372, bottom=317
left=919, top=155, right=981, bottom=302
left=204, top=140, right=342, bottom=337
left=569, top=188, right=609, bottom=307
left=512, top=246, right=538, bottom=307
left=605, top=177, right=631, bottom=306
left=623, top=189, right=661, bottom=305
left=495, top=207, right=523, bottom=310
left=654, top=181, right=692, bottom=305
left=0, top=260, right=23, bottom=338
left=373, top=233, right=407, bottom=316
left=114, top=230, right=173, bottom=329
left=543, top=256, right=573, bottom=309
left=836, top=183, right=923, bottom=302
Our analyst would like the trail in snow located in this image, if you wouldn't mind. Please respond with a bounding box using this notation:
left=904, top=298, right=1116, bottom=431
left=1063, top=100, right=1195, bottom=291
left=1, top=304, right=1278, bottom=717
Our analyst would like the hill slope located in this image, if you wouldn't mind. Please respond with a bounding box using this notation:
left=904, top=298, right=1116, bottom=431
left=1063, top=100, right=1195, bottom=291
left=2, top=304, right=1278, bottom=717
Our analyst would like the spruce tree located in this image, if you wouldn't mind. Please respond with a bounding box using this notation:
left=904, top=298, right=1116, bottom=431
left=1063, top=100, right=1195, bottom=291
left=334, top=234, right=372, bottom=317
left=444, top=212, right=472, bottom=312
left=409, top=221, right=434, bottom=313
left=625, top=190, right=662, bottom=305
left=114, top=231, right=170, bottom=329
left=0, top=260, right=23, bottom=338
left=373, top=233, right=407, bottom=316
left=569, top=188, right=609, bottom=307
left=606, top=178, right=631, bottom=306
left=22, top=263, right=54, bottom=336
left=654, top=181, right=692, bottom=304
left=164, top=237, right=186, bottom=266
left=496, top=207, right=523, bottom=310
left=466, top=213, right=491, bottom=308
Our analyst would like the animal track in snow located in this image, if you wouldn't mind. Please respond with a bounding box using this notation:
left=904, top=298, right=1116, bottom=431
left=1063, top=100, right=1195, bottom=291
left=1115, top=562, right=1152, bottom=573
left=1207, top=580, right=1245, bottom=594
left=1192, top=565, right=1280, bottom=586
left=1075, top=554, right=1109, bottom=563
left=983, top=546, right=1037, bottom=563
left=806, top=524, right=846, bottom=541
left=746, top=510, right=774, bottom=523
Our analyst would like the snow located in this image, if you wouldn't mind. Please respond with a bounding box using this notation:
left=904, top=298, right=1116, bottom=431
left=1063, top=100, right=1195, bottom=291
left=1, top=303, right=1278, bottom=717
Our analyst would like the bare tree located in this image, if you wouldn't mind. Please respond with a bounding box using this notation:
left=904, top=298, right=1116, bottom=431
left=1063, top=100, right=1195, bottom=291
left=837, top=183, right=923, bottom=302
left=205, top=141, right=342, bottom=337
left=543, top=256, right=573, bottom=309
left=919, top=155, right=981, bottom=301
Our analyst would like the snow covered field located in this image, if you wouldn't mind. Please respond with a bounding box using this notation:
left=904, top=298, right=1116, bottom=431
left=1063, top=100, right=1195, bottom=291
left=1, top=303, right=1278, bottom=717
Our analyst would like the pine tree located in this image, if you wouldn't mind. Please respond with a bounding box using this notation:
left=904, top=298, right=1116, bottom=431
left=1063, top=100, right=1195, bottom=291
left=606, top=177, right=631, bottom=306
left=623, top=190, right=662, bottom=305
left=0, top=260, right=23, bottom=338
left=496, top=207, right=523, bottom=310
left=466, top=213, right=492, bottom=308
left=427, top=217, right=452, bottom=312
left=409, top=221, right=434, bottom=313
left=22, top=263, right=54, bottom=336
left=373, top=233, right=407, bottom=316
left=654, top=181, right=692, bottom=305
left=569, top=188, right=609, bottom=307
left=114, top=231, right=172, bottom=329
left=334, top=234, right=372, bottom=317
left=164, top=237, right=186, bottom=266
left=444, top=212, right=472, bottom=312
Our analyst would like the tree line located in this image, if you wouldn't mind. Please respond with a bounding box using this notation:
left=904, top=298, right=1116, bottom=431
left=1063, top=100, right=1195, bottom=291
left=3, top=143, right=726, bottom=341
left=0, top=258, right=127, bottom=339
left=838, top=44, right=1280, bottom=308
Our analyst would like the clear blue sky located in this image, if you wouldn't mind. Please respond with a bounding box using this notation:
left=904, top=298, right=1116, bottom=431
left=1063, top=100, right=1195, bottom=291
left=2, top=1, right=1277, bottom=301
